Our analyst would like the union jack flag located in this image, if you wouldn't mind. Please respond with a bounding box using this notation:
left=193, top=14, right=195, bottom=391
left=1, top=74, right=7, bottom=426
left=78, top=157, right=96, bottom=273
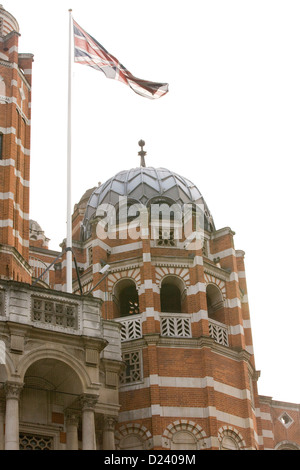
left=73, top=19, right=169, bottom=100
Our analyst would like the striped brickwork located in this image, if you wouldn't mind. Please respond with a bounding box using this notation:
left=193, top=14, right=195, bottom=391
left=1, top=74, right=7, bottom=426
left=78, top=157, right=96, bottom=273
left=69, top=209, right=262, bottom=449
left=63, top=195, right=300, bottom=450
left=0, top=6, right=33, bottom=283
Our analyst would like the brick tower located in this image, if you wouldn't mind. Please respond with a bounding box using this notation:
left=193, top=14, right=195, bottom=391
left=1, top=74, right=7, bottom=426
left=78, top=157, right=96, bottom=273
left=68, top=143, right=265, bottom=450
left=0, top=5, right=33, bottom=283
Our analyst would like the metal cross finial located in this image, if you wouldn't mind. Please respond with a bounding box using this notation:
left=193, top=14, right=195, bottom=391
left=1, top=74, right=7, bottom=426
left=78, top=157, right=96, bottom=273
left=138, top=140, right=147, bottom=167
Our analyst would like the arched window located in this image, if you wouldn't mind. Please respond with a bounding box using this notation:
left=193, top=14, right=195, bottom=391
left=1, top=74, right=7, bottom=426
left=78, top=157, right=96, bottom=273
left=206, top=284, right=225, bottom=323
left=221, top=435, right=239, bottom=450
left=275, top=441, right=300, bottom=450
left=119, top=434, right=144, bottom=450
left=218, top=428, right=245, bottom=450
left=114, top=279, right=140, bottom=317
left=171, top=431, right=197, bottom=450
left=160, top=276, right=186, bottom=313
left=161, top=284, right=181, bottom=313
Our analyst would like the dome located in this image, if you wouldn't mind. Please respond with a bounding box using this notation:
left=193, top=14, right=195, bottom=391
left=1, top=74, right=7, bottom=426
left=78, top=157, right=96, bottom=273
left=29, top=219, right=43, bottom=233
left=81, top=166, right=215, bottom=240
left=0, top=5, right=19, bottom=37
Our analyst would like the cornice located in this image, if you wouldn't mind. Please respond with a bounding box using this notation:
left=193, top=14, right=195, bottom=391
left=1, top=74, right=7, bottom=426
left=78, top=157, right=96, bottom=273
left=203, top=261, right=230, bottom=281
left=120, top=333, right=254, bottom=366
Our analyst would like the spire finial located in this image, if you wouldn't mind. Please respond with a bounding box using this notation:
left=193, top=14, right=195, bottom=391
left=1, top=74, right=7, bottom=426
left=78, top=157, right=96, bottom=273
left=138, top=140, right=147, bottom=167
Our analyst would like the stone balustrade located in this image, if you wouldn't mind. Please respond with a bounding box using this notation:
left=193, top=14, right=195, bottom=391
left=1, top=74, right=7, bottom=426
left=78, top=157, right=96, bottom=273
left=0, top=280, right=104, bottom=339
left=116, top=312, right=229, bottom=347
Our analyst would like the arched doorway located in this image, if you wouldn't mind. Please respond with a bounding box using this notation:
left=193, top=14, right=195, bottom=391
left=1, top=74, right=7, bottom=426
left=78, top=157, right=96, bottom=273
left=19, top=358, right=84, bottom=450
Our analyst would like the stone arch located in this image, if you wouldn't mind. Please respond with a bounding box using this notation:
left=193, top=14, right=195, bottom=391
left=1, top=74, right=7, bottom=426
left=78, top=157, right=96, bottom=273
left=16, top=352, right=92, bottom=445
left=107, top=268, right=141, bottom=293
left=204, top=273, right=226, bottom=299
left=0, top=344, right=15, bottom=383
left=205, top=275, right=226, bottom=324
left=155, top=266, right=190, bottom=288
left=162, top=420, right=207, bottom=450
left=115, top=423, right=153, bottom=450
left=275, top=440, right=300, bottom=450
left=16, top=345, right=94, bottom=393
left=218, top=426, right=246, bottom=450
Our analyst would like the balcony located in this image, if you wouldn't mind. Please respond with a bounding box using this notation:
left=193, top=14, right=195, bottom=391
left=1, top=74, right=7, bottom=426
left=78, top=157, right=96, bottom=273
left=116, top=312, right=229, bottom=346
left=160, top=312, right=192, bottom=338
left=208, top=318, right=229, bottom=347
left=0, top=280, right=105, bottom=339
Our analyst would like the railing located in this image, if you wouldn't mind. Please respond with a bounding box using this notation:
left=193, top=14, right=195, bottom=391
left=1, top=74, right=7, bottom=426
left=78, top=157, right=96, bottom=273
left=116, top=315, right=142, bottom=342
left=208, top=318, right=229, bottom=347
left=116, top=313, right=229, bottom=347
left=160, top=312, right=192, bottom=338
left=0, top=281, right=106, bottom=339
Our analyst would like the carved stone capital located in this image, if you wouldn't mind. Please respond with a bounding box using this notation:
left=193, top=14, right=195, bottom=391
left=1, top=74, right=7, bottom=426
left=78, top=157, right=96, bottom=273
left=103, top=415, right=117, bottom=432
left=80, top=394, right=98, bottom=412
left=65, top=409, right=80, bottom=427
left=4, top=382, right=23, bottom=400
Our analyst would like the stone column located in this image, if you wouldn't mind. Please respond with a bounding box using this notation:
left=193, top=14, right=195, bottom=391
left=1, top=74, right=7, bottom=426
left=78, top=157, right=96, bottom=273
left=66, top=410, right=80, bottom=450
left=4, top=382, right=23, bottom=450
left=102, top=416, right=117, bottom=450
left=81, top=395, right=98, bottom=450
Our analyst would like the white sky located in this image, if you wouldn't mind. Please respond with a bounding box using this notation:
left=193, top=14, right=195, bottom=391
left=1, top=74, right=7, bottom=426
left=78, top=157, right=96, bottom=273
left=8, top=0, right=300, bottom=404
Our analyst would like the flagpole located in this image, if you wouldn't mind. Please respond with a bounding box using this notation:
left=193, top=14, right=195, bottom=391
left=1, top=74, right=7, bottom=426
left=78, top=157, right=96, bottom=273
left=66, top=8, right=73, bottom=293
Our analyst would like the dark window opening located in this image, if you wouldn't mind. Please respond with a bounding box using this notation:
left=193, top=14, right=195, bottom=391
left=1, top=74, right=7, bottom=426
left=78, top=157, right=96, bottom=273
left=160, top=283, right=182, bottom=313
left=120, top=285, right=140, bottom=317
left=206, top=284, right=225, bottom=323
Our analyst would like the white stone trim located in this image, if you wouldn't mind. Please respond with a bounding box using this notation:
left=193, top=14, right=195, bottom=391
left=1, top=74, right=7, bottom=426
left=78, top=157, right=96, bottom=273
left=187, top=282, right=206, bottom=295
left=191, top=310, right=208, bottom=321
left=12, top=229, right=29, bottom=247
left=229, top=324, right=244, bottom=336
left=262, top=429, right=274, bottom=439
left=120, top=374, right=251, bottom=402
left=211, top=248, right=235, bottom=259
left=15, top=170, right=30, bottom=187
left=0, top=158, right=15, bottom=166
left=243, top=319, right=251, bottom=329
left=0, top=192, right=15, bottom=201
left=143, top=308, right=160, bottom=321
left=245, top=345, right=254, bottom=355
left=9, top=46, right=18, bottom=54
left=109, top=241, right=143, bottom=254
left=229, top=272, right=239, bottom=282
left=193, top=255, right=203, bottom=266
left=139, top=281, right=160, bottom=295
left=225, top=297, right=242, bottom=309
left=143, top=252, right=151, bottom=262
left=0, top=219, right=13, bottom=228
left=118, top=405, right=254, bottom=430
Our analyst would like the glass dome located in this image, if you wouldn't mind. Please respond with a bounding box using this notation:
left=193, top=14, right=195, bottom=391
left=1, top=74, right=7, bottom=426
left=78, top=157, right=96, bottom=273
left=81, top=166, right=215, bottom=240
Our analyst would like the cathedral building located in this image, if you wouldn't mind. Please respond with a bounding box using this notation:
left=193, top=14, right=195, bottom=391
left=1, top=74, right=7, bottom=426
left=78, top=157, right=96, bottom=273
left=0, top=5, right=299, bottom=450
